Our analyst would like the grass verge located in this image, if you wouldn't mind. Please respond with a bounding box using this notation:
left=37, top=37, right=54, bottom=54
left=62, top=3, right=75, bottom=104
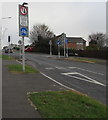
left=0, top=54, right=14, bottom=60
left=65, top=57, right=106, bottom=64
left=28, top=90, right=107, bottom=118
left=7, top=64, right=39, bottom=74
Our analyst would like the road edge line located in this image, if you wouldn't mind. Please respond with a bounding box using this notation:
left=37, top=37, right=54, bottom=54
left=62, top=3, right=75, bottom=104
left=40, top=72, right=83, bottom=94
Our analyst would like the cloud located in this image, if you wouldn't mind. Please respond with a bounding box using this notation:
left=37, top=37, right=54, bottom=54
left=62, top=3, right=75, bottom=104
left=1, top=2, right=106, bottom=47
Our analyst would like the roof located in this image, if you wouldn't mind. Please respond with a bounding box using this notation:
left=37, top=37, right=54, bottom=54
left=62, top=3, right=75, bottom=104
left=51, top=34, right=86, bottom=43
left=67, top=37, right=86, bottom=43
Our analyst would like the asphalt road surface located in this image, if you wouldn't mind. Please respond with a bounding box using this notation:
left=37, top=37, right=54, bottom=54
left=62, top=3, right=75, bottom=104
left=11, top=52, right=107, bottom=104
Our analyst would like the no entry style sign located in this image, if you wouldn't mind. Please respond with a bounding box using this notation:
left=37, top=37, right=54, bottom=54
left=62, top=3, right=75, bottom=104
left=19, top=5, right=29, bottom=37
left=20, top=6, right=28, bottom=15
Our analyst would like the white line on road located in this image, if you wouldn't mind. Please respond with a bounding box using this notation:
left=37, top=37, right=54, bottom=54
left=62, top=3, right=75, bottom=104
left=56, top=67, right=66, bottom=69
left=61, top=72, right=106, bottom=87
left=69, top=67, right=104, bottom=75
left=45, top=68, right=54, bottom=70
left=40, top=72, right=80, bottom=92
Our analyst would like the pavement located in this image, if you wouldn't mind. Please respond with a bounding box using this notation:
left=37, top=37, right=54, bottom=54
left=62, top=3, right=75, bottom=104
left=2, top=59, right=66, bottom=118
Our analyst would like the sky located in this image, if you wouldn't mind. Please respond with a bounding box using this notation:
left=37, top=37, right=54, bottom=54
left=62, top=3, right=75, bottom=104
left=0, top=0, right=107, bottom=48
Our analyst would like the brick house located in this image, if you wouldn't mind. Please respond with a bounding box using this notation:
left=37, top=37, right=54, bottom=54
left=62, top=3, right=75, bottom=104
left=52, top=34, right=86, bottom=50
left=67, top=37, right=86, bottom=50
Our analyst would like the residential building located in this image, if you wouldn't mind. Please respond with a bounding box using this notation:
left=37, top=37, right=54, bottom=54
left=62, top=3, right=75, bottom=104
left=52, top=33, right=86, bottom=50
left=67, top=37, right=86, bottom=50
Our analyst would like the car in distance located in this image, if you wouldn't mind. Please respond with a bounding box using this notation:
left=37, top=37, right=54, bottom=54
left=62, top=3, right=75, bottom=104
left=25, top=47, right=33, bottom=52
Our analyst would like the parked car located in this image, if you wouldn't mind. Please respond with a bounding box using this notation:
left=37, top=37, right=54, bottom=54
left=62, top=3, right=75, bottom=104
left=5, top=48, right=13, bottom=53
left=25, top=47, right=33, bottom=52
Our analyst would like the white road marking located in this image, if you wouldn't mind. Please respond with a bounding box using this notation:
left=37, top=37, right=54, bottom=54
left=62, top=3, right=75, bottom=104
left=45, top=68, right=54, bottom=70
left=56, top=67, right=66, bottom=69
left=61, top=72, right=106, bottom=87
left=40, top=72, right=79, bottom=92
left=69, top=67, right=104, bottom=75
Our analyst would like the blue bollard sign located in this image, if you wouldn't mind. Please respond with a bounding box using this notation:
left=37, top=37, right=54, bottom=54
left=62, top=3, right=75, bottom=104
left=20, top=27, right=28, bottom=36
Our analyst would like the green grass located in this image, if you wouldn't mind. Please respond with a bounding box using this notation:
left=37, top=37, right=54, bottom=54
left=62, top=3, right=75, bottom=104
left=7, top=64, right=39, bottom=74
left=28, top=90, right=107, bottom=118
left=0, top=54, right=14, bottom=60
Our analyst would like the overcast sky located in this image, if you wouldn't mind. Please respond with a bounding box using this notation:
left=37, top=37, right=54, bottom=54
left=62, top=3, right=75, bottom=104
left=0, top=0, right=106, bottom=47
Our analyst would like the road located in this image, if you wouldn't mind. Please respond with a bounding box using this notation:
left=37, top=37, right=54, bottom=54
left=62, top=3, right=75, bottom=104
left=12, top=52, right=106, bottom=104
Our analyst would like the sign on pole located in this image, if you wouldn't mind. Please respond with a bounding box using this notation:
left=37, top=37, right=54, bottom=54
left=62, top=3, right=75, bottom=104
left=19, top=5, right=29, bottom=37
left=19, top=4, right=29, bottom=72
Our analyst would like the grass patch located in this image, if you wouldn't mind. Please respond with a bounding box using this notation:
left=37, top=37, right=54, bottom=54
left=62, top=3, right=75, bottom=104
left=28, top=90, right=107, bottom=118
left=7, top=64, right=39, bottom=74
left=0, top=54, right=14, bottom=60
left=65, top=57, right=106, bottom=63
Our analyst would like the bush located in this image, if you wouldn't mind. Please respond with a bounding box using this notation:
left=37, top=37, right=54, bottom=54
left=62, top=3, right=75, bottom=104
left=77, top=50, right=107, bottom=60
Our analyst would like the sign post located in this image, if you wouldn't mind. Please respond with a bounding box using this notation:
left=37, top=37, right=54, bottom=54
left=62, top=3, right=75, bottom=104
left=62, top=33, right=66, bottom=57
left=65, top=39, right=68, bottom=57
left=49, top=40, right=52, bottom=57
left=57, top=40, right=61, bottom=58
left=19, top=3, right=29, bottom=72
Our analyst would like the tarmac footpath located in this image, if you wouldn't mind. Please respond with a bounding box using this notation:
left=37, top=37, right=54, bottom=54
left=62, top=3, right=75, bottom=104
left=2, top=59, right=66, bottom=118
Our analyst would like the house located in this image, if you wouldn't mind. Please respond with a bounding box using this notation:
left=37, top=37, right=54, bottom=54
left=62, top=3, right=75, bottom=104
left=67, top=37, right=86, bottom=50
left=52, top=33, right=86, bottom=50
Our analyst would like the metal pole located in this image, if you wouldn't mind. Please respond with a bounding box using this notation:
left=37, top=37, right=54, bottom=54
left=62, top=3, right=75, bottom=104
left=8, top=36, right=10, bottom=58
left=58, top=44, right=60, bottom=58
left=63, top=33, right=66, bottom=57
left=20, top=44, right=22, bottom=59
left=8, top=41, right=10, bottom=57
left=22, top=36, right=25, bottom=72
left=66, top=42, right=68, bottom=57
left=50, top=40, right=52, bottom=57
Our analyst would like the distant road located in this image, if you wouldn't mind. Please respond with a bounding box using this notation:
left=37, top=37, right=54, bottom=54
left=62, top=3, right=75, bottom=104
left=10, top=52, right=107, bottom=104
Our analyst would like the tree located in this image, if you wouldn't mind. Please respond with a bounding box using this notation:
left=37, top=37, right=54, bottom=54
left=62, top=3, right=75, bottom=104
left=30, top=24, right=54, bottom=46
left=88, top=32, right=107, bottom=48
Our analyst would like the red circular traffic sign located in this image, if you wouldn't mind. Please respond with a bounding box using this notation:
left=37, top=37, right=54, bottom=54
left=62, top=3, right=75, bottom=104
left=20, top=6, right=28, bottom=15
